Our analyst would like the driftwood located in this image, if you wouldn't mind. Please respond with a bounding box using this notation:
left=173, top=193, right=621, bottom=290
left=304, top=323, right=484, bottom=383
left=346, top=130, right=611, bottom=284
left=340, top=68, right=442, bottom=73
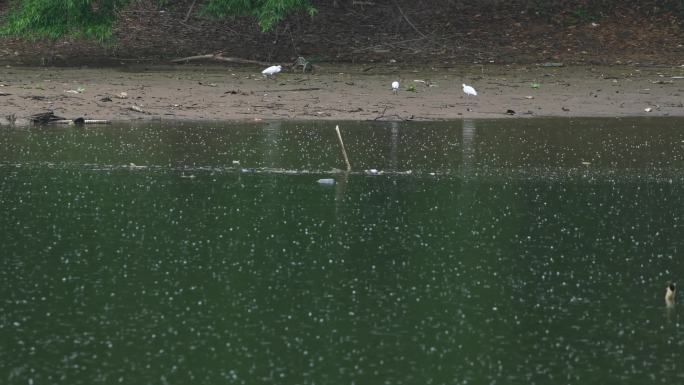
left=172, top=53, right=276, bottom=67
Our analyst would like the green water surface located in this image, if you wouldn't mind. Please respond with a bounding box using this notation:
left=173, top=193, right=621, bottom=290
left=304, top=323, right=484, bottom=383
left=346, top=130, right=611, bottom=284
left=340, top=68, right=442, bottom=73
left=2, top=118, right=684, bottom=384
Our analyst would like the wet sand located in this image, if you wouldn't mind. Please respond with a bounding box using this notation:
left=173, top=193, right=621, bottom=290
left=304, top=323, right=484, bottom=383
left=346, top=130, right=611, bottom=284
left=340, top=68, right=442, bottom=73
left=0, top=64, right=683, bottom=125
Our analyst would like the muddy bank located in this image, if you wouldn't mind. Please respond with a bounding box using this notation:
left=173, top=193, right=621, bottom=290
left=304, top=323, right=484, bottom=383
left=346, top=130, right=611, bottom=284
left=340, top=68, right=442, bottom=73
left=1, top=64, right=683, bottom=125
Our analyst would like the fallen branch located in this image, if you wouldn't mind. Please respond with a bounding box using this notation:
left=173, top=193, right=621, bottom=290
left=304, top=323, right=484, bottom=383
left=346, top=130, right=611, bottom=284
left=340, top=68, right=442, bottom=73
left=254, top=87, right=321, bottom=92
left=172, top=53, right=277, bottom=67
left=335, top=125, right=352, bottom=172
left=50, top=118, right=111, bottom=125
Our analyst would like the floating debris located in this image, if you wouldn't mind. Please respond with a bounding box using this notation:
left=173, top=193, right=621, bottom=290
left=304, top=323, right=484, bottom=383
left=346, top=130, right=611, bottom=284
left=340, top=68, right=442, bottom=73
left=317, top=178, right=335, bottom=186
left=128, top=163, right=147, bottom=170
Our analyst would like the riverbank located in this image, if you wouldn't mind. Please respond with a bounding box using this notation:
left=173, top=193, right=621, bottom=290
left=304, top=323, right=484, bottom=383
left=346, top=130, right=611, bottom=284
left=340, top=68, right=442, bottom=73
left=1, top=64, right=683, bottom=125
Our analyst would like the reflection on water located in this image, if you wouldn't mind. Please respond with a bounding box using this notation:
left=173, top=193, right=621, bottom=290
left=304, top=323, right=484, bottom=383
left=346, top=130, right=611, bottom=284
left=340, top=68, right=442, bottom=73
left=1, top=118, right=684, bottom=385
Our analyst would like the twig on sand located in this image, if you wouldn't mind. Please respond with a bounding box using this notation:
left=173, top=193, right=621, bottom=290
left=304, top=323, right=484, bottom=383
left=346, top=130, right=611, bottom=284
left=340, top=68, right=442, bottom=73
left=374, top=105, right=388, bottom=120
left=335, top=125, right=352, bottom=172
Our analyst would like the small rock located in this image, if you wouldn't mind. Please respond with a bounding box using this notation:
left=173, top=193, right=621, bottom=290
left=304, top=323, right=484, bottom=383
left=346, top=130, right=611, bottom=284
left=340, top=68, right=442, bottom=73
left=644, top=107, right=653, bottom=112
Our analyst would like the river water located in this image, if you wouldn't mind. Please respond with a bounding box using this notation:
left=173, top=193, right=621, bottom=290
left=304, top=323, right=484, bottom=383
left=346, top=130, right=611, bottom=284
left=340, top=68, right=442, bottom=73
left=2, top=118, right=684, bottom=384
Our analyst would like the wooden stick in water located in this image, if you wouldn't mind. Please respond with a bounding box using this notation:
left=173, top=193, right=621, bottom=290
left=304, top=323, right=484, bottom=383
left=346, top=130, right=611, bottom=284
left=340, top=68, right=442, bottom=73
left=335, top=125, right=352, bottom=172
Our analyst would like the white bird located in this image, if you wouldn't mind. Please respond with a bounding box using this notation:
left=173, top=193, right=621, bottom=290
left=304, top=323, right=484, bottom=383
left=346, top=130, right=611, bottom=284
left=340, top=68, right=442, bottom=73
left=262, top=65, right=282, bottom=77
left=392, top=81, right=399, bottom=94
left=462, top=83, right=477, bottom=96
left=666, top=281, right=676, bottom=307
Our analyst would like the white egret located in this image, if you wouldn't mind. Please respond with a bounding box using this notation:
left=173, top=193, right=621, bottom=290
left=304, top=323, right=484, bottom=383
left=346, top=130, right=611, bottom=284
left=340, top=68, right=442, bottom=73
left=392, top=81, right=399, bottom=94
left=666, top=282, right=676, bottom=307
left=462, top=83, right=477, bottom=96
left=262, top=65, right=282, bottom=77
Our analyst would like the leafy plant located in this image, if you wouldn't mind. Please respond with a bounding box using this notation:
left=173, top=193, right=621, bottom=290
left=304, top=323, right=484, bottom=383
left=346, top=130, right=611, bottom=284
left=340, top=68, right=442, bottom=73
left=1, top=0, right=124, bottom=40
left=201, top=0, right=316, bottom=31
left=0, top=0, right=316, bottom=39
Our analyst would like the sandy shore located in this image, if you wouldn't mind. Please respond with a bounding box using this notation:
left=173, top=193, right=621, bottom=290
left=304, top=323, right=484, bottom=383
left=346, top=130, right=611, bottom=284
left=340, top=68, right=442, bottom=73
left=1, top=64, right=683, bottom=125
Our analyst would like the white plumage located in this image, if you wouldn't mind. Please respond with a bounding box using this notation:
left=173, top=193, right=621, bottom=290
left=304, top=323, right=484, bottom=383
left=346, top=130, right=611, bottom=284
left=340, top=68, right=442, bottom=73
left=462, top=83, right=477, bottom=96
left=392, top=81, right=399, bottom=94
left=666, top=282, right=676, bottom=307
left=262, top=65, right=282, bottom=77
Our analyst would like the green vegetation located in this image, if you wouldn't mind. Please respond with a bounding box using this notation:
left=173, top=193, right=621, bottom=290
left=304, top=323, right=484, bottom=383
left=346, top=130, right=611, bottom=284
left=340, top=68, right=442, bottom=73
left=1, top=0, right=680, bottom=40
left=1, top=0, right=124, bottom=39
left=201, top=0, right=315, bottom=31
left=0, top=0, right=315, bottom=40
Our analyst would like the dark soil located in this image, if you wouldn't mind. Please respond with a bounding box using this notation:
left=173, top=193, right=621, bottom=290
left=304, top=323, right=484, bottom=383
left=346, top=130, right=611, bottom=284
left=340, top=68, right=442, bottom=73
left=0, top=0, right=682, bottom=67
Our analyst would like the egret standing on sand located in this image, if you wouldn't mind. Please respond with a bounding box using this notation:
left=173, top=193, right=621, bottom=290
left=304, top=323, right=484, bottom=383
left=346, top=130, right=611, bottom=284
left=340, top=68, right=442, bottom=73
left=262, top=65, right=282, bottom=77
left=463, top=83, right=477, bottom=97
left=392, top=81, right=399, bottom=94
